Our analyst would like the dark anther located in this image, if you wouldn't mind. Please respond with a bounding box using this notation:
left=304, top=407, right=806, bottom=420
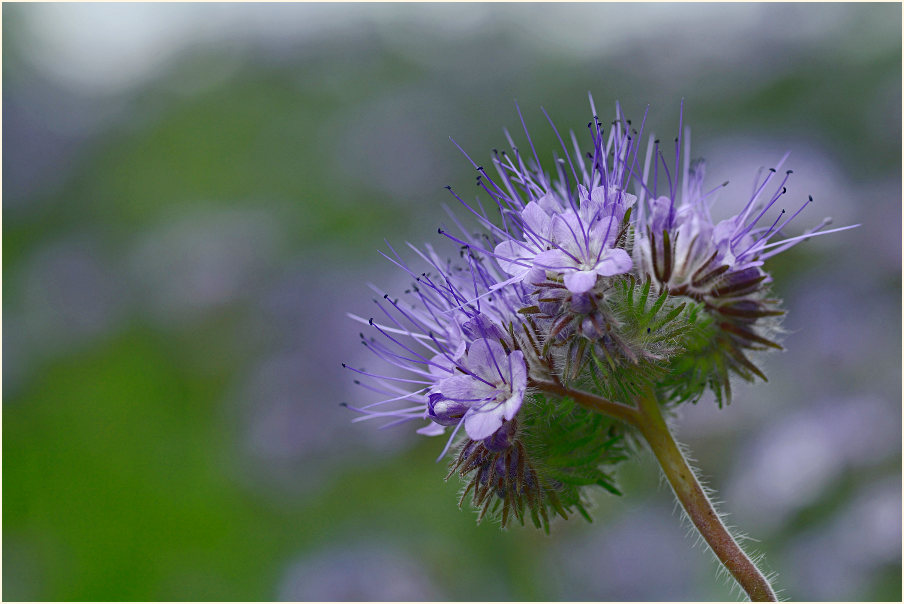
left=654, top=139, right=660, bottom=144
left=782, top=187, right=787, bottom=194
left=809, top=195, right=813, bottom=201
left=368, top=318, right=374, bottom=325
left=339, top=402, right=348, bottom=407
left=769, top=167, right=776, bottom=172
left=359, top=333, right=364, bottom=339
left=444, top=185, right=452, bottom=190
left=786, top=169, right=793, bottom=174
left=646, top=327, right=651, bottom=333
left=383, top=293, right=389, bottom=299
left=353, top=380, right=360, bottom=385
left=341, top=363, right=347, bottom=367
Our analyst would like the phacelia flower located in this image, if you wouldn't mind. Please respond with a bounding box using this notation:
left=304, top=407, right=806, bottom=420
left=493, top=185, right=634, bottom=293
left=345, top=96, right=856, bottom=529
left=430, top=338, right=527, bottom=440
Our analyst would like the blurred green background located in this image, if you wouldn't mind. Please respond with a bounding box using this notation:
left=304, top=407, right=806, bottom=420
left=3, top=3, right=901, bottom=601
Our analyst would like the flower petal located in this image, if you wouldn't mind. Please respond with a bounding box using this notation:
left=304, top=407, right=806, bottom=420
left=501, top=392, right=524, bottom=422
left=535, top=192, right=562, bottom=214
left=563, top=269, right=598, bottom=293
left=507, top=350, right=527, bottom=396
left=465, top=338, right=508, bottom=383
left=416, top=422, right=446, bottom=436
left=493, top=240, right=532, bottom=277
left=521, top=202, right=553, bottom=238
left=550, top=212, right=586, bottom=253
left=428, top=353, right=457, bottom=378
left=594, top=248, right=633, bottom=276
left=437, top=375, right=494, bottom=402
left=464, top=406, right=504, bottom=440
left=532, top=248, right=574, bottom=272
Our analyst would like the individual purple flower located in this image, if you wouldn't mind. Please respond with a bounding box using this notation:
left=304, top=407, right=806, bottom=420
left=430, top=338, right=527, bottom=440
left=493, top=186, right=634, bottom=293
left=534, top=202, right=633, bottom=294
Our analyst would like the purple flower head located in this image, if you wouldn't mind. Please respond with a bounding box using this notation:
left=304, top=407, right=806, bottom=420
left=345, top=229, right=531, bottom=459
left=442, top=99, right=642, bottom=296
left=431, top=338, right=527, bottom=441
left=632, top=117, right=859, bottom=296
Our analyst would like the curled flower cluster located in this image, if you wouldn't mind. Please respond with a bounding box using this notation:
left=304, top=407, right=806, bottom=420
left=344, top=98, right=856, bottom=529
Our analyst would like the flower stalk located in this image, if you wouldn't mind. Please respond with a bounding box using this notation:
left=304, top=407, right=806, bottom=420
left=543, top=378, right=777, bottom=602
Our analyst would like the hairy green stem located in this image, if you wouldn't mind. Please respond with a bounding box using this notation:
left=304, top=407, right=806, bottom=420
left=532, top=379, right=640, bottom=426
left=536, top=381, right=777, bottom=602
left=635, top=391, right=777, bottom=601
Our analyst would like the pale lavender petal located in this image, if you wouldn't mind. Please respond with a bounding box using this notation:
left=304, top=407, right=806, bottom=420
left=521, top=202, right=553, bottom=237
left=712, top=217, right=739, bottom=245
left=507, top=350, right=527, bottom=397
left=588, top=214, right=620, bottom=247
left=464, top=406, right=504, bottom=440
left=597, top=186, right=636, bottom=209
left=502, top=350, right=526, bottom=421
left=525, top=266, right=547, bottom=284
left=465, top=338, right=508, bottom=383
left=501, top=393, right=524, bottom=422
left=493, top=240, right=532, bottom=277
left=428, top=353, right=456, bottom=378
left=437, top=375, right=494, bottom=401
left=589, top=185, right=609, bottom=207
left=461, top=314, right=505, bottom=341
left=594, top=248, right=633, bottom=276
left=532, top=248, right=575, bottom=271
left=416, top=422, right=446, bottom=436
left=647, top=195, right=672, bottom=235
left=550, top=212, right=585, bottom=252
left=536, top=192, right=562, bottom=213
left=564, top=269, right=598, bottom=293
left=618, top=188, right=638, bottom=209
